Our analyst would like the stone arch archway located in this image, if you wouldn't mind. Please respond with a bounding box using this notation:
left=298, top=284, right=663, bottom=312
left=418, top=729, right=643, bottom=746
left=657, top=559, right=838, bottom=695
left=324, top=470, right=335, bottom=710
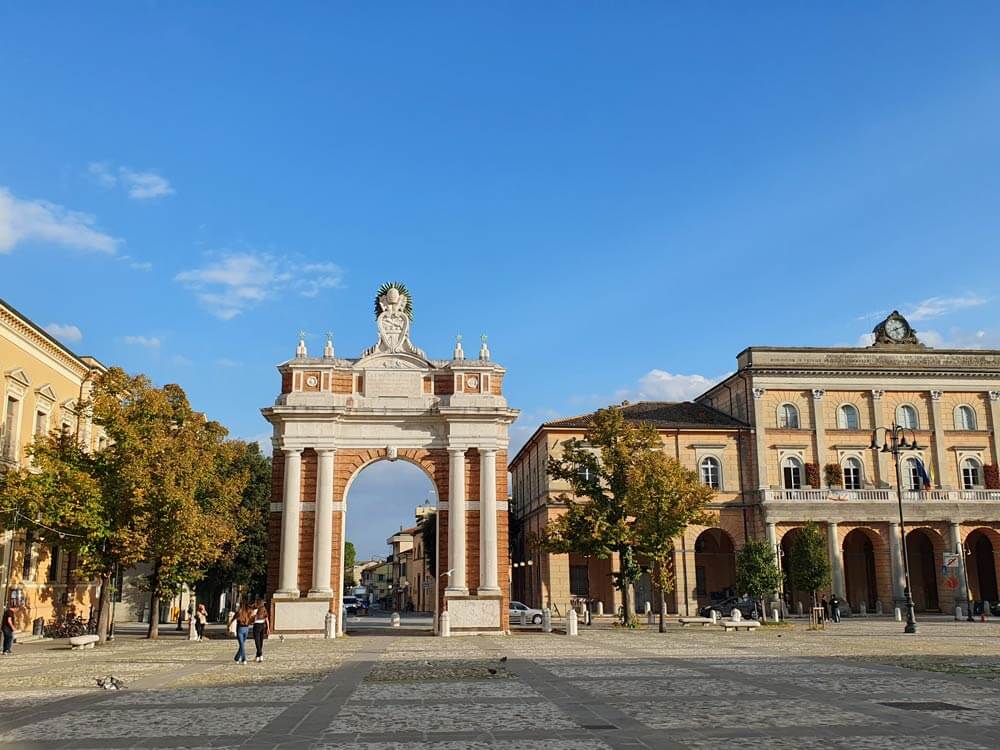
left=842, top=528, right=886, bottom=612
left=779, top=527, right=811, bottom=613
left=693, top=528, right=737, bottom=609
left=966, top=528, right=1000, bottom=604
left=906, top=527, right=944, bottom=612
left=262, top=284, right=518, bottom=635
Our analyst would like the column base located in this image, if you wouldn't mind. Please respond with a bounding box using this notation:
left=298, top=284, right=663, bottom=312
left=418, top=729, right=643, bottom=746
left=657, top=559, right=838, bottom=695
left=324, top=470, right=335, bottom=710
left=272, top=598, right=330, bottom=633
left=445, top=587, right=470, bottom=597
left=476, top=587, right=502, bottom=596
left=307, top=589, right=334, bottom=599
left=274, top=589, right=300, bottom=598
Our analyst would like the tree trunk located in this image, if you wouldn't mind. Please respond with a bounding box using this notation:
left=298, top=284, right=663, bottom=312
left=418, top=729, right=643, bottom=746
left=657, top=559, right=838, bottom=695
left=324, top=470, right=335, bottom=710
left=96, top=571, right=113, bottom=643
left=146, top=561, right=161, bottom=640
left=659, top=591, right=667, bottom=633
left=621, top=579, right=634, bottom=626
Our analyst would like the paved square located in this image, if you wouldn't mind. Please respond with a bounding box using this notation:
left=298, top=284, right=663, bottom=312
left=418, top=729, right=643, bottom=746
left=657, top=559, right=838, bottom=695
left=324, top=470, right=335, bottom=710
left=2, top=618, right=1000, bottom=748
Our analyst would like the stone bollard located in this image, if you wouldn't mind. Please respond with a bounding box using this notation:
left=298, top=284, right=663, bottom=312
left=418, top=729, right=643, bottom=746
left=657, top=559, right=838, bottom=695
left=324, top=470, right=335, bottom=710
left=391, top=612, right=401, bottom=628
left=772, top=608, right=780, bottom=623
left=709, top=610, right=718, bottom=624
left=439, top=611, right=450, bottom=637
left=894, top=607, right=902, bottom=622
left=324, top=611, right=337, bottom=639
left=796, top=601, right=804, bottom=616
left=859, top=602, right=867, bottom=617
left=645, top=601, right=652, bottom=615
left=875, top=601, right=883, bottom=615
left=520, top=610, right=527, bottom=626
left=596, top=601, right=604, bottom=616
left=647, top=610, right=654, bottom=625
left=188, top=616, right=198, bottom=641
left=955, top=605, right=963, bottom=621
left=543, top=608, right=552, bottom=633
left=567, top=609, right=578, bottom=636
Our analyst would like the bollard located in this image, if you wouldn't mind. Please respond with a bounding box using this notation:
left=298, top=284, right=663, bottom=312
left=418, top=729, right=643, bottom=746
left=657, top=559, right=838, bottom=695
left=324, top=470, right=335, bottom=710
left=796, top=601, right=804, bottom=616
left=324, top=611, right=337, bottom=639
left=188, top=616, right=198, bottom=641
left=772, top=608, right=780, bottom=623
left=647, top=610, right=654, bottom=625
left=520, top=610, right=527, bottom=626
left=645, top=601, right=651, bottom=615
left=875, top=601, right=883, bottom=615
left=596, top=601, right=604, bottom=616
left=585, top=607, right=592, bottom=626
left=894, top=607, right=902, bottom=622
left=955, top=605, right=963, bottom=621
left=391, top=612, right=401, bottom=628
left=543, top=608, right=552, bottom=633
left=859, top=602, right=867, bottom=617
left=567, top=609, right=578, bottom=636
left=709, top=609, right=718, bottom=624
left=439, top=611, right=450, bottom=637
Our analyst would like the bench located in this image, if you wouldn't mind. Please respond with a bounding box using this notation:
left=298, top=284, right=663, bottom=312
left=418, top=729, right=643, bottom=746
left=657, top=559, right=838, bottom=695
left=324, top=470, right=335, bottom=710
left=69, top=634, right=99, bottom=649
left=679, top=616, right=714, bottom=627
left=719, top=620, right=760, bottom=632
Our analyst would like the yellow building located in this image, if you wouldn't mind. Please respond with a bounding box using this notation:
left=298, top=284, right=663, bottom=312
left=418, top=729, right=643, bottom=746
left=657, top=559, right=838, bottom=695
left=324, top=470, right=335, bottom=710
left=0, top=298, right=107, bottom=630
left=511, top=311, right=1000, bottom=618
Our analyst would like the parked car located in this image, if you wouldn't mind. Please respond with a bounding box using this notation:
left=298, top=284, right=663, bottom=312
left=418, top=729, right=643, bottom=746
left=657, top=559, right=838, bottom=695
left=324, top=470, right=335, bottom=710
left=699, top=596, right=758, bottom=620
left=343, top=597, right=360, bottom=615
left=509, top=600, right=544, bottom=624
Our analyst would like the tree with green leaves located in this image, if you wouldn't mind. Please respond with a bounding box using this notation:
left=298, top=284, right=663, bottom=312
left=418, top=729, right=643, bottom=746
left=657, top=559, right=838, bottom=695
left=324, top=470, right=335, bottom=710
left=628, top=451, right=715, bottom=632
left=419, top=511, right=437, bottom=576
left=736, top=539, right=783, bottom=620
left=344, top=542, right=357, bottom=588
left=787, top=521, right=831, bottom=608
left=541, top=406, right=687, bottom=627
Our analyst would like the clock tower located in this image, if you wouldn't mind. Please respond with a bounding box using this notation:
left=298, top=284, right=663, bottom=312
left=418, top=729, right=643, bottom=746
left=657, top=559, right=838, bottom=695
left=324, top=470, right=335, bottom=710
left=871, top=310, right=924, bottom=347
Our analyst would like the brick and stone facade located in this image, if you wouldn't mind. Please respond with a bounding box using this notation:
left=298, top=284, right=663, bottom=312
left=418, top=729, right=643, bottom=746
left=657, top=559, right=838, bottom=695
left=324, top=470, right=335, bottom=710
left=262, top=284, right=517, bottom=635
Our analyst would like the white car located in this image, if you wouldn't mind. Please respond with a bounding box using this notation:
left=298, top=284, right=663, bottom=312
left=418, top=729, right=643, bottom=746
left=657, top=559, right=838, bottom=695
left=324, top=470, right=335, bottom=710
left=509, top=601, right=544, bottom=625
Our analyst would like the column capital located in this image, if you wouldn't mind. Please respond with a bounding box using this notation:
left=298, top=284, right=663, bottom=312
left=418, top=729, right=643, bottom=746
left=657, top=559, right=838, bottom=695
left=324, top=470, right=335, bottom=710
left=282, top=447, right=304, bottom=456
left=989, top=391, right=1000, bottom=402
left=930, top=389, right=943, bottom=401
left=479, top=447, right=498, bottom=456
left=447, top=446, right=467, bottom=455
left=315, top=448, right=337, bottom=457
left=752, top=388, right=766, bottom=400
left=871, top=389, right=884, bottom=400
left=812, top=389, right=825, bottom=400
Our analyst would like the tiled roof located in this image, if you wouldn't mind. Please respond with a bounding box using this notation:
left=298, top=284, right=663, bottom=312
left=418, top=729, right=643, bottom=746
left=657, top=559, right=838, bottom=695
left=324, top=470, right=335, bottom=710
left=544, top=401, right=748, bottom=430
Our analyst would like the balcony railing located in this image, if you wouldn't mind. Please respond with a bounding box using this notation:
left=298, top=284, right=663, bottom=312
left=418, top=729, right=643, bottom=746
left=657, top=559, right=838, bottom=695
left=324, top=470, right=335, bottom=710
left=761, top=488, right=1000, bottom=503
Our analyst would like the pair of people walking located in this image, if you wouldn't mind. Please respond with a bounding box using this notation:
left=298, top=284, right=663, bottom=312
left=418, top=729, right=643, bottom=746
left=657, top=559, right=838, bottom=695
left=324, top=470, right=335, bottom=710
left=230, top=600, right=270, bottom=664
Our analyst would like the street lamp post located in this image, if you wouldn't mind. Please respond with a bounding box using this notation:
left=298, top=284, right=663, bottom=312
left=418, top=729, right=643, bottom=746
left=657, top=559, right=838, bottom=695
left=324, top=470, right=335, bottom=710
left=870, top=423, right=920, bottom=634
left=962, top=544, right=975, bottom=623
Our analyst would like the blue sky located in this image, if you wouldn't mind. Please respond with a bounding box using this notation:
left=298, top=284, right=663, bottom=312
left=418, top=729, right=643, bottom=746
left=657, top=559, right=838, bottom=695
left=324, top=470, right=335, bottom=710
left=3, top=4, right=1000, bottom=555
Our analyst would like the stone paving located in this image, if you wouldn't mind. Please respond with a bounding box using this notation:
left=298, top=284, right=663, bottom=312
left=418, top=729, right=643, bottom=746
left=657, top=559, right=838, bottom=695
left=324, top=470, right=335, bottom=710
left=2, top=617, right=1000, bottom=748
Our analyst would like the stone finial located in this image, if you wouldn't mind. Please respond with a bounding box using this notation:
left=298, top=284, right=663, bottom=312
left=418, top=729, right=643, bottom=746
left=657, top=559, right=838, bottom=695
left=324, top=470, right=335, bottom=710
left=324, top=332, right=334, bottom=358
left=296, top=330, right=308, bottom=358
left=454, top=334, right=465, bottom=360
left=479, top=333, right=490, bottom=361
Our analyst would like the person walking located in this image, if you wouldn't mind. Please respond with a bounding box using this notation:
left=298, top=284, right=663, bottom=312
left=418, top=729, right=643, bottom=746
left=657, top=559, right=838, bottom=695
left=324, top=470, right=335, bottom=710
left=2, top=604, right=17, bottom=655
left=251, top=599, right=270, bottom=663
left=830, top=593, right=842, bottom=623
left=229, top=603, right=252, bottom=664
left=195, top=603, right=208, bottom=641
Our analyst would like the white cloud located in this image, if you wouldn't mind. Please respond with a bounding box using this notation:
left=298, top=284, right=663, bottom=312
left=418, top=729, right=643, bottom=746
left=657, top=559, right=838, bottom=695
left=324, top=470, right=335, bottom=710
left=0, top=187, right=119, bottom=254
left=857, top=333, right=876, bottom=347
left=905, top=294, right=988, bottom=321
left=44, top=323, right=83, bottom=343
left=169, top=354, right=193, bottom=366
left=88, top=162, right=174, bottom=200
left=216, top=358, right=241, bottom=368
left=121, top=255, right=152, bottom=271
left=175, top=252, right=345, bottom=319
left=916, top=327, right=1000, bottom=349
left=634, top=369, right=723, bottom=401
left=123, top=335, right=161, bottom=349
left=245, top=433, right=273, bottom=457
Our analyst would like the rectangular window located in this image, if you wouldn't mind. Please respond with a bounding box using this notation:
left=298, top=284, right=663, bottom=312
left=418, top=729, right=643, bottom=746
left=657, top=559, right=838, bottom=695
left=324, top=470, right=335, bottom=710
left=783, top=465, right=802, bottom=490
left=3, top=397, right=19, bottom=460
left=34, top=411, right=47, bottom=437
left=22, top=530, right=34, bottom=579
left=47, top=546, right=60, bottom=583
left=844, top=466, right=862, bottom=490
left=569, top=565, right=589, bottom=597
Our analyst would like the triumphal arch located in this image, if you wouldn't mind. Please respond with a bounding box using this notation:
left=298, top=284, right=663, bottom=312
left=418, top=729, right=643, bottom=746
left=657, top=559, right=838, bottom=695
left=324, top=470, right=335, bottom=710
left=262, top=283, right=518, bottom=635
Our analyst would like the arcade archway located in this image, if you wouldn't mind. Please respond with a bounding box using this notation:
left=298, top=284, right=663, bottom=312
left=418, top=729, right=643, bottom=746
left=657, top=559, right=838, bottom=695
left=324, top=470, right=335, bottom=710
left=262, top=283, right=518, bottom=635
left=967, top=529, right=1000, bottom=603
left=905, top=528, right=941, bottom=612
left=842, top=529, right=879, bottom=612
left=779, top=528, right=812, bottom=613
left=694, top=528, right=736, bottom=609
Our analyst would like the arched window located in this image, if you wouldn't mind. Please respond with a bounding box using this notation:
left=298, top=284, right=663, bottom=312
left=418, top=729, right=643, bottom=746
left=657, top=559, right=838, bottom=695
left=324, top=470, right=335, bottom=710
left=897, top=404, right=919, bottom=430
left=700, top=457, right=721, bottom=489
left=843, top=457, right=863, bottom=490
left=837, top=404, right=860, bottom=430
left=955, top=405, right=977, bottom=431
left=904, top=458, right=923, bottom=491
left=962, top=458, right=983, bottom=490
left=782, top=456, right=803, bottom=490
left=778, top=403, right=800, bottom=429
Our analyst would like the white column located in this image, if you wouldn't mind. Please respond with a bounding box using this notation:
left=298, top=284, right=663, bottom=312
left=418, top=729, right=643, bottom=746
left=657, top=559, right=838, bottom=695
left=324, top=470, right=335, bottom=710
left=888, top=521, right=906, bottom=604
left=446, top=448, right=468, bottom=595
left=309, top=449, right=336, bottom=596
left=765, top=521, right=778, bottom=559
left=479, top=449, right=500, bottom=594
left=988, top=392, right=1000, bottom=469
left=950, top=522, right=970, bottom=606
left=277, top=448, right=303, bottom=597
left=752, top=388, right=769, bottom=489
left=828, top=521, right=845, bottom=599
left=811, top=390, right=827, bottom=486
left=928, top=390, right=948, bottom=488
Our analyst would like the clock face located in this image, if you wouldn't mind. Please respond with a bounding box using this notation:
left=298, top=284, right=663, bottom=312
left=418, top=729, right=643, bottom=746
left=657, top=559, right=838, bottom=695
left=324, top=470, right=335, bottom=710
left=885, top=318, right=908, bottom=341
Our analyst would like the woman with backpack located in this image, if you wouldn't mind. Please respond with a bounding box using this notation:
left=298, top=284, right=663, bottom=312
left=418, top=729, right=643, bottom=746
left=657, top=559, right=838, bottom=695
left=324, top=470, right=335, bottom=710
left=251, top=599, right=270, bottom=663
left=229, top=603, right=253, bottom=664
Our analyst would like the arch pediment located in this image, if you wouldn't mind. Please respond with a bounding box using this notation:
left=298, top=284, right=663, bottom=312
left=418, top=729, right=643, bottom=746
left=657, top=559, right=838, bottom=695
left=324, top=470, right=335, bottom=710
left=354, top=352, right=431, bottom=371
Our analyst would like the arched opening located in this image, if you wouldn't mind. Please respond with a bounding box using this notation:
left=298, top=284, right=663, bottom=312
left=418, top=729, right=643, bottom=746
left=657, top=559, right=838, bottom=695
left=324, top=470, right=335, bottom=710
left=779, top=528, right=811, bottom=613
left=694, top=528, right=736, bottom=609
left=344, top=458, right=439, bottom=632
left=967, top=529, right=1000, bottom=604
left=843, top=529, right=879, bottom=612
left=905, top=529, right=940, bottom=612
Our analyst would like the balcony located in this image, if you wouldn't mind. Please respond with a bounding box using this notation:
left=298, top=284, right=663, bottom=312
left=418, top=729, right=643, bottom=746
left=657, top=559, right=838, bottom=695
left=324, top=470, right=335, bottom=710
left=760, top=488, right=1000, bottom=503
